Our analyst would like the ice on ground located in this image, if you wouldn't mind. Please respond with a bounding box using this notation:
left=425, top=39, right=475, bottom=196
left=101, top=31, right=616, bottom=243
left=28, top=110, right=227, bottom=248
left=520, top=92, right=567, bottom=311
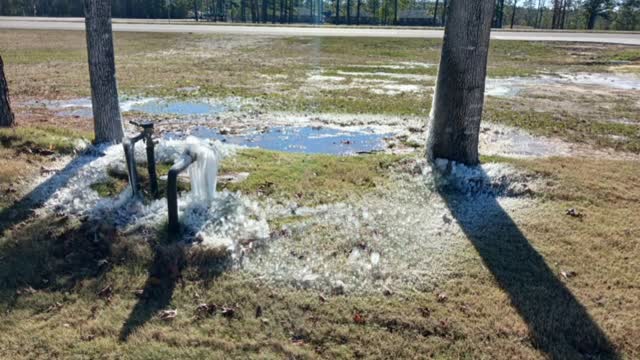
left=38, top=137, right=268, bottom=255
left=336, top=70, right=435, bottom=82
left=485, top=73, right=640, bottom=98
left=307, top=74, right=346, bottom=82
left=370, top=84, right=423, bottom=95
left=242, top=160, right=539, bottom=294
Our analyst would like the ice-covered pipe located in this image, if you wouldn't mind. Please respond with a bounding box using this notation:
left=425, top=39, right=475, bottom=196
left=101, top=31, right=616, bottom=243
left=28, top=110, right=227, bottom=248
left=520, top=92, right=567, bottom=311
left=123, top=121, right=159, bottom=198
left=122, top=135, right=143, bottom=197
left=167, top=151, right=197, bottom=233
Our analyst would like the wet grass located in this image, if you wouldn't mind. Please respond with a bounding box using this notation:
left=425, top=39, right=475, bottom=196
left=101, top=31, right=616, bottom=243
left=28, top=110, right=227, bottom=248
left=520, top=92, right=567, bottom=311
left=0, top=126, right=91, bottom=155
left=0, top=155, right=639, bottom=358
left=1, top=29, right=640, bottom=358
left=484, top=97, right=640, bottom=153
left=220, top=149, right=405, bottom=206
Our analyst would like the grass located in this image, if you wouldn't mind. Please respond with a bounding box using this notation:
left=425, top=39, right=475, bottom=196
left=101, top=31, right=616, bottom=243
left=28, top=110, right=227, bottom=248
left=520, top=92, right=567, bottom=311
left=484, top=97, right=640, bottom=153
left=220, top=149, right=405, bottom=206
left=0, top=126, right=91, bottom=154
left=0, top=155, right=639, bottom=359
left=1, top=28, right=640, bottom=358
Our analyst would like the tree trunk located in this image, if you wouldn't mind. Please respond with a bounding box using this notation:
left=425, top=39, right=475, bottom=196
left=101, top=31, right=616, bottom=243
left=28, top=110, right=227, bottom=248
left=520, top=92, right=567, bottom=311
left=194, top=0, right=199, bottom=20
left=433, top=0, right=439, bottom=24
left=393, top=0, right=398, bottom=24
left=0, top=56, right=15, bottom=127
left=335, top=0, right=340, bottom=24
left=346, top=0, right=351, bottom=24
left=510, top=0, right=517, bottom=28
left=272, top=0, right=276, bottom=23
left=262, top=0, right=268, bottom=23
left=84, top=0, right=124, bottom=144
left=587, top=7, right=597, bottom=29
left=427, top=0, right=495, bottom=165
left=356, top=0, right=361, bottom=24
left=441, top=0, right=448, bottom=25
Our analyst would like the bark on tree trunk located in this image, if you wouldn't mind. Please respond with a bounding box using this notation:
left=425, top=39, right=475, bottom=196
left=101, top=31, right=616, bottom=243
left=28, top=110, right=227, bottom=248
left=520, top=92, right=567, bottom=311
left=510, top=0, right=517, bottom=28
left=0, top=56, right=15, bottom=127
left=587, top=9, right=597, bottom=29
left=84, top=0, right=124, bottom=144
left=427, top=0, right=495, bottom=165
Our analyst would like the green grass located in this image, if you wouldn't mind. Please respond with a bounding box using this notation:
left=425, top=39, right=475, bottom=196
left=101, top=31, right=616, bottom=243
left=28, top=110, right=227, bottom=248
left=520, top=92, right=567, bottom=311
left=484, top=100, right=640, bottom=153
left=220, top=149, right=405, bottom=206
left=0, top=126, right=92, bottom=154
left=1, top=156, right=639, bottom=358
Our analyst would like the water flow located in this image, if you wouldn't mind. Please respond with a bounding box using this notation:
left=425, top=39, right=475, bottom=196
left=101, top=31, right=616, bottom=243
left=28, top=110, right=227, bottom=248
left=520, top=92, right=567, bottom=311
left=187, top=142, right=219, bottom=203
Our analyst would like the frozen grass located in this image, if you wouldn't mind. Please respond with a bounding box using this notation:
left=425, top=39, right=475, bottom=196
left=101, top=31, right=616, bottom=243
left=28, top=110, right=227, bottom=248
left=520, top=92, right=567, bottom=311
left=1, top=155, right=638, bottom=358
left=244, top=159, right=540, bottom=294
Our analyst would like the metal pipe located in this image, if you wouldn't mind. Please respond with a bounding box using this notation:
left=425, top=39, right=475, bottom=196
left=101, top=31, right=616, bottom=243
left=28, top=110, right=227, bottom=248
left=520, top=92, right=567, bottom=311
left=124, top=121, right=159, bottom=199
left=146, top=139, right=159, bottom=198
left=167, top=151, right=197, bottom=233
left=122, top=137, right=141, bottom=197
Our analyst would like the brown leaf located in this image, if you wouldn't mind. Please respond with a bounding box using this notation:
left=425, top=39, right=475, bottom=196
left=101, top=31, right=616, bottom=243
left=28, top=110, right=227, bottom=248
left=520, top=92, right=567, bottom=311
left=158, top=309, right=178, bottom=321
left=437, top=292, right=448, bottom=303
left=196, top=303, right=217, bottom=316
left=221, top=307, right=236, bottom=318
left=97, top=285, right=113, bottom=301
left=353, top=312, right=366, bottom=325
left=561, top=270, right=577, bottom=280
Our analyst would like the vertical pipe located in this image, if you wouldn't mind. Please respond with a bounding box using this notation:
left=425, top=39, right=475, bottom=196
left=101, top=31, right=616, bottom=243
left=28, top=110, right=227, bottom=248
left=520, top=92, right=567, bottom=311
left=167, top=153, right=196, bottom=233
left=147, top=139, right=159, bottom=198
left=122, top=138, right=139, bottom=197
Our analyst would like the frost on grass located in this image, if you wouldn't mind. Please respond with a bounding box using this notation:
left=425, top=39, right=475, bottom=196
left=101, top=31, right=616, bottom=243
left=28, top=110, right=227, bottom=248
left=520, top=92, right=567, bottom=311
left=242, top=160, right=539, bottom=294
left=39, top=137, right=269, bottom=255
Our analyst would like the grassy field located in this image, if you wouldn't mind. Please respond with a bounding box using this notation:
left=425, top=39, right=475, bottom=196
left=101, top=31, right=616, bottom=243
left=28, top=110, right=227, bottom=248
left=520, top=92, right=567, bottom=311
left=0, top=29, right=639, bottom=359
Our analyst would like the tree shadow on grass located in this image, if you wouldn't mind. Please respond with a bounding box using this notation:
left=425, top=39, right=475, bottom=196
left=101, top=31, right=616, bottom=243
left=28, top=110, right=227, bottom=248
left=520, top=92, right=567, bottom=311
left=119, top=237, right=231, bottom=341
left=0, top=216, right=114, bottom=309
left=436, top=167, right=619, bottom=360
left=119, top=242, right=186, bottom=341
left=0, top=152, right=97, bottom=234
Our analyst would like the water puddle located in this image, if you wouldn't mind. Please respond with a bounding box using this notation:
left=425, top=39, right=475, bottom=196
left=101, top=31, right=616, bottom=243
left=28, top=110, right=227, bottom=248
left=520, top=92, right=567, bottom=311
left=26, top=97, right=227, bottom=118
left=169, top=126, right=391, bottom=155
left=125, top=98, right=226, bottom=116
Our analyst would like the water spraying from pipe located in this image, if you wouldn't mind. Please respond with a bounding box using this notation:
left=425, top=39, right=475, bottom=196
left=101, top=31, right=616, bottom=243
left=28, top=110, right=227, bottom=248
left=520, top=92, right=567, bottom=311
left=187, top=142, right=219, bottom=203
left=167, top=139, right=221, bottom=233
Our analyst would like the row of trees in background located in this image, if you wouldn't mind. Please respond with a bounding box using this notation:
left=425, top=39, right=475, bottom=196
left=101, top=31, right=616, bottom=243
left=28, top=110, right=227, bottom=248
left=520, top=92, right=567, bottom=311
left=0, top=0, right=638, bottom=28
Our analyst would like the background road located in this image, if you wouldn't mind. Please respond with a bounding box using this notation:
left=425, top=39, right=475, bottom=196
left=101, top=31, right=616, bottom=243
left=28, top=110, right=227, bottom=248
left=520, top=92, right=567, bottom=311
left=1, top=16, right=639, bottom=45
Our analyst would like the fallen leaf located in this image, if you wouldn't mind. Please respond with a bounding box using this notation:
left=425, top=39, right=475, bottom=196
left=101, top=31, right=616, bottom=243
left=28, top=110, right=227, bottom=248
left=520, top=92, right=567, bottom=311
left=561, top=270, right=577, bottom=280
left=221, top=307, right=236, bottom=318
left=565, top=208, right=584, bottom=218
left=353, top=312, right=366, bottom=325
left=158, top=309, right=178, bottom=321
left=97, top=285, right=113, bottom=301
left=437, top=293, right=448, bottom=303
left=196, top=303, right=217, bottom=316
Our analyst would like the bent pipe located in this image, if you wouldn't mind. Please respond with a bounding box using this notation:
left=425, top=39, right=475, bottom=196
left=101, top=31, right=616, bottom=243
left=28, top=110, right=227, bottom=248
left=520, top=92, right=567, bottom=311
left=167, top=151, right=197, bottom=234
